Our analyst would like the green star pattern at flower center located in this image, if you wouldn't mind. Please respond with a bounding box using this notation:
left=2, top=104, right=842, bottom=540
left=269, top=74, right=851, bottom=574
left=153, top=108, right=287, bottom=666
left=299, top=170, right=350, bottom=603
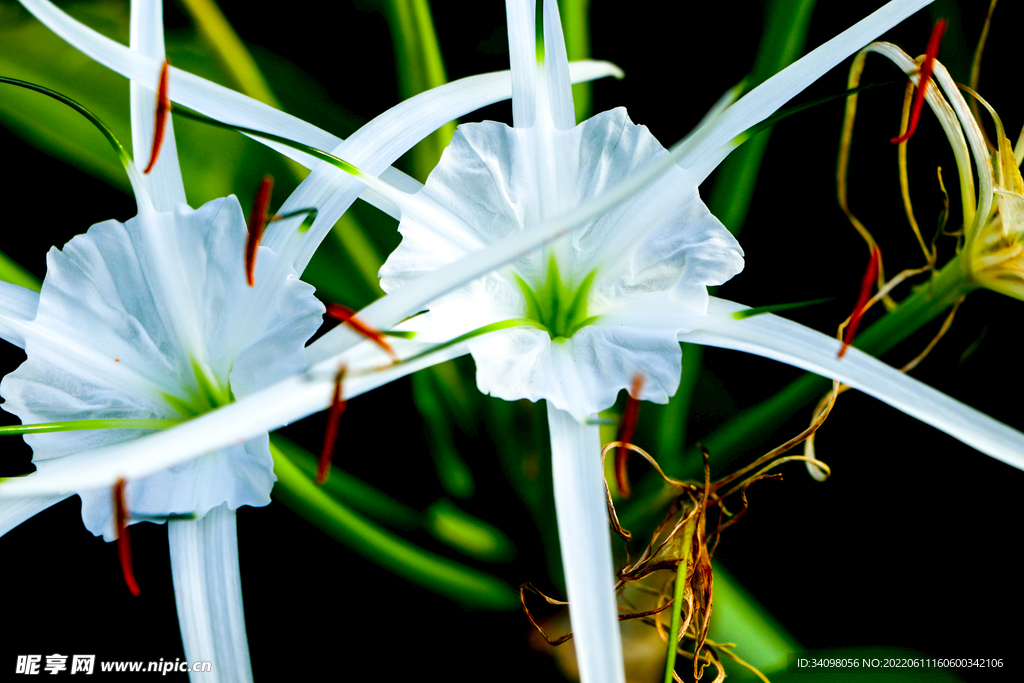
left=162, top=360, right=234, bottom=420
left=516, top=256, right=599, bottom=342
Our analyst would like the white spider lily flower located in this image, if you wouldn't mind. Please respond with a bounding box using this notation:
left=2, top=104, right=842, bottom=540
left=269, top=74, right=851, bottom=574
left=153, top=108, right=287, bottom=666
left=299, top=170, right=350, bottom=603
left=0, top=4, right=319, bottom=680
left=8, top=1, right=1024, bottom=682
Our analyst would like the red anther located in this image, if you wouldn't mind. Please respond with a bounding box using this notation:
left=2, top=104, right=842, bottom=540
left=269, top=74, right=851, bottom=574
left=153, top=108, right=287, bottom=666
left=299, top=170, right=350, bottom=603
left=143, top=61, right=171, bottom=175
left=318, top=365, right=348, bottom=485
left=615, top=374, right=644, bottom=498
left=326, top=303, right=399, bottom=363
left=891, top=19, right=947, bottom=145
left=113, top=478, right=141, bottom=597
left=839, top=247, right=881, bottom=358
left=245, top=175, right=274, bottom=287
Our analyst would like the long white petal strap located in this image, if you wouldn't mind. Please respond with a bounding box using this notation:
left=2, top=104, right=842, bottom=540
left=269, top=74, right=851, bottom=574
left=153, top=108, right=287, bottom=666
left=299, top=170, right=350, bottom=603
left=505, top=0, right=536, bottom=128
left=266, top=58, right=622, bottom=274
left=678, top=0, right=935, bottom=184
left=680, top=299, right=1024, bottom=471
left=129, top=0, right=186, bottom=211
left=169, top=505, right=253, bottom=683
left=547, top=404, right=625, bottom=683
left=541, top=0, right=575, bottom=131
left=0, top=494, right=70, bottom=537
left=18, top=0, right=340, bottom=154
left=0, top=335, right=470, bottom=495
left=18, top=0, right=621, bottom=272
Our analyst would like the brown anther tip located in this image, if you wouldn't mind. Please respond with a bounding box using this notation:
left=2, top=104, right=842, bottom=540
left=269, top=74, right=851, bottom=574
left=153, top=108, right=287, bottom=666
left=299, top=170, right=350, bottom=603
left=143, top=61, right=171, bottom=175
left=614, top=374, right=645, bottom=498
left=839, top=247, right=881, bottom=358
left=890, top=19, right=946, bottom=145
left=113, top=478, right=141, bottom=597
left=326, top=303, right=399, bottom=363
left=318, top=365, right=348, bottom=485
left=245, top=175, right=275, bottom=287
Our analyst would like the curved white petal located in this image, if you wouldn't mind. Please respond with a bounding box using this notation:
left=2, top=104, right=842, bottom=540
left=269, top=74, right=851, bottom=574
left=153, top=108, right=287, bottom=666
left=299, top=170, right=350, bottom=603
left=547, top=404, right=625, bottom=683
left=168, top=505, right=253, bottom=683
left=863, top=43, right=975, bottom=217
left=680, top=298, right=1024, bottom=470
left=129, top=0, right=186, bottom=211
left=0, top=494, right=70, bottom=537
left=0, top=336, right=471, bottom=496
left=676, top=0, right=936, bottom=183
left=266, top=60, right=623, bottom=273
left=18, top=0, right=340, bottom=156
left=20, top=0, right=621, bottom=274
left=0, top=280, right=40, bottom=349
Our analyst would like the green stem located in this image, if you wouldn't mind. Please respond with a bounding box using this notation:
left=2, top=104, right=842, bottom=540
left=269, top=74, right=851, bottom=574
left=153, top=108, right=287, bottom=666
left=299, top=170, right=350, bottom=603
left=0, top=76, right=130, bottom=169
left=270, top=442, right=519, bottom=610
left=270, top=433, right=420, bottom=530
left=707, top=0, right=818, bottom=235
left=383, top=0, right=454, bottom=181
left=663, top=557, right=689, bottom=683
left=0, top=419, right=178, bottom=435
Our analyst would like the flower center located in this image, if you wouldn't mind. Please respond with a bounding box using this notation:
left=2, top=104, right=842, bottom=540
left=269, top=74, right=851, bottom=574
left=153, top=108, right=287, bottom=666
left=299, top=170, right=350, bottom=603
left=162, top=360, right=234, bottom=419
left=516, top=256, right=598, bottom=341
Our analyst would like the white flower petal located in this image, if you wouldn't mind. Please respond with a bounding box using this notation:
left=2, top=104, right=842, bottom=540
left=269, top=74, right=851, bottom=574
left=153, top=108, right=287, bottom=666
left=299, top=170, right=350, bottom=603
left=0, top=337, right=470, bottom=496
left=0, top=198, right=318, bottom=518
left=680, top=298, right=1024, bottom=470
left=267, top=60, right=623, bottom=273
left=2, top=216, right=196, bottom=444
left=79, top=437, right=273, bottom=541
left=191, top=201, right=323, bottom=396
left=0, top=494, right=69, bottom=537
left=541, top=0, right=575, bottom=131
left=129, top=0, right=186, bottom=211
left=676, top=0, right=936, bottom=183
left=0, top=281, right=40, bottom=349
left=505, top=0, right=537, bottom=128
left=381, top=108, right=743, bottom=304
left=20, top=0, right=621, bottom=277
left=470, top=321, right=685, bottom=421
left=547, top=404, right=625, bottom=683
left=168, top=505, right=253, bottom=683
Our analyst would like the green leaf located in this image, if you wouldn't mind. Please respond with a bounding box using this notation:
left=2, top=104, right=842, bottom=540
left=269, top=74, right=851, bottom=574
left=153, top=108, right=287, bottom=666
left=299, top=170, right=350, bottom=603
left=271, top=439, right=519, bottom=610
left=382, top=0, right=456, bottom=181
left=709, top=563, right=800, bottom=679
left=426, top=498, right=516, bottom=563
left=707, top=0, right=818, bottom=235
left=412, top=370, right=476, bottom=499
left=271, top=433, right=420, bottom=530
